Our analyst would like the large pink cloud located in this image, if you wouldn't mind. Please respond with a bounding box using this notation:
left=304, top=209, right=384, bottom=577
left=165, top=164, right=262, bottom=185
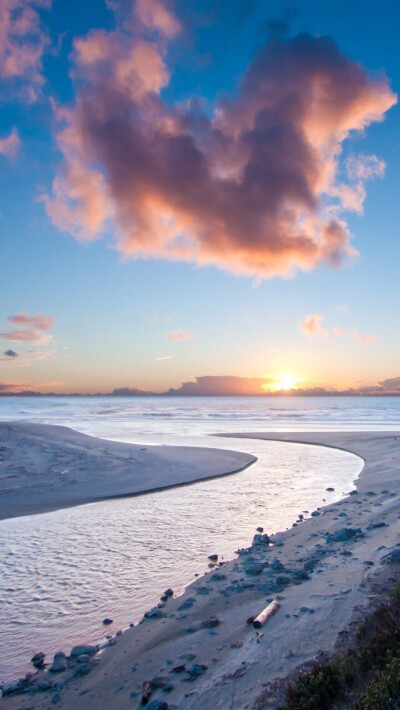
left=45, top=3, right=396, bottom=279
left=0, top=0, right=50, bottom=102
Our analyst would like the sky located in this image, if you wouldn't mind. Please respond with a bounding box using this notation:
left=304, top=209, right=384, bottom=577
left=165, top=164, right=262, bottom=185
left=1, top=0, right=400, bottom=396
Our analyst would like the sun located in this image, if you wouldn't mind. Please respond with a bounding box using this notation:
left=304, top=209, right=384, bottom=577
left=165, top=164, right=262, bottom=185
left=272, top=373, right=299, bottom=391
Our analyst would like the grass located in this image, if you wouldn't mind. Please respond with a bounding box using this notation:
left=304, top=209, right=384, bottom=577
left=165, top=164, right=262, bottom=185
left=277, top=579, right=400, bottom=710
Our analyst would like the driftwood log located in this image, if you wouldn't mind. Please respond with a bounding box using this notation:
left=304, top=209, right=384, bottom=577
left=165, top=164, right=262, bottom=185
left=252, top=600, right=280, bottom=629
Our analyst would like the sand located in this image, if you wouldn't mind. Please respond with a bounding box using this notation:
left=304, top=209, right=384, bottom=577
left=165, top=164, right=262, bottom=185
left=2, top=427, right=400, bottom=709
left=0, top=422, right=255, bottom=519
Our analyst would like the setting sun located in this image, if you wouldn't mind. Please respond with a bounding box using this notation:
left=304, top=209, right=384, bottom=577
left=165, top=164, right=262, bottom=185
left=272, top=373, right=299, bottom=391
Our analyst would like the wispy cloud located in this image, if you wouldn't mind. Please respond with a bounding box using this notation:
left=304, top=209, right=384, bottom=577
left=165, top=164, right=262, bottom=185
left=0, top=0, right=51, bottom=102
left=0, top=127, right=20, bottom=159
left=44, top=3, right=396, bottom=279
left=332, top=327, right=345, bottom=337
left=0, top=329, right=52, bottom=343
left=335, top=303, right=348, bottom=312
left=8, top=312, right=55, bottom=330
left=155, top=355, right=173, bottom=360
left=165, top=330, right=198, bottom=341
left=349, top=329, right=376, bottom=344
left=299, top=314, right=328, bottom=338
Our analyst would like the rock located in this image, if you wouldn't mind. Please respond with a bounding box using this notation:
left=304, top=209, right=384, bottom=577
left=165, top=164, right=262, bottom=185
left=141, top=680, right=153, bottom=704
left=210, top=572, right=226, bottom=581
left=177, top=597, right=195, bottom=610
left=311, top=511, right=320, bottom=517
left=201, top=617, right=220, bottom=628
left=144, top=607, right=163, bottom=618
left=162, top=683, right=174, bottom=693
left=37, top=677, right=53, bottom=691
left=185, top=664, right=208, bottom=681
left=325, top=527, right=363, bottom=543
left=252, top=533, right=270, bottom=546
left=70, top=645, right=98, bottom=657
left=244, top=562, right=265, bottom=576
left=0, top=681, right=24, bottom=696
left=103, top=618, right=113, bottom=625
left=326, top=487, right=335, bottom=491
left=31, top=651, right=46, bottom=669
left=256, top=526, right=264, bottom=532
left=367, top=522, right=386, bottom=529
left=151, top=676, right=169, bottom=689
left=385, top=548, right=400, bottom=563
left=208, top=554, right=218, bottom=561
left=50, top=652, right=67, bottom=673
left=172, top=664, right=186, bottom=673
left=270, top=559, right=285, bottom=571
left=74, top=662, right=91, bottom=676
left=163, top=588, right=173, bottom=597
left=146, top=701, right=169, bottom=710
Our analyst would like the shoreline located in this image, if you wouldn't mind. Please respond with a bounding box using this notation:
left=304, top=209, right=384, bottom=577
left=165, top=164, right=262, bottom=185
left=2, top=430, right=400, bottom=709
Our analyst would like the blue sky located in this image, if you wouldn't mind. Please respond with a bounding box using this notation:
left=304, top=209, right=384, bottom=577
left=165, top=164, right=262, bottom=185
left=1, top=0, right=400, bottom=394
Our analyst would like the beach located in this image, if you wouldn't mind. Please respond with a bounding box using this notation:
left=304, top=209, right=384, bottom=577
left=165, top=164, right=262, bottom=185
left=1, top=425, right=400, bottom=708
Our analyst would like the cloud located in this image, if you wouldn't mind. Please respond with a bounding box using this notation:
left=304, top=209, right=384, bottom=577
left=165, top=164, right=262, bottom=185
left=3, top=349, right=18, bottom=357
left=335, top=303, right=348, bottom=312
left=299, top=314, right=328, bottom=338
left=332, top=326, right=345, bottom=337
left=165, top=330, right=198, bottom=341
left=166, top=375, right=270, bottom=396
left=8, top=311, right=55, bottom=330
left=44, top=7, right=396, bottom=279
left=349, top=329, right=376, bottom=344
left=0, top=329, right=52, bottom=343
left=155, top=355, right=173, bottom=360
left=0, top=0, right=51, bottom=102
left=0, top=127, right=20, bottom=158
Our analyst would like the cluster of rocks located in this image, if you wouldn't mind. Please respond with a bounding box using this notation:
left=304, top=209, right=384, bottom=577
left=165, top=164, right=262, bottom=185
left=140, top=655, right=208, bottom=706
left=0, top=645, right=99, bottom=698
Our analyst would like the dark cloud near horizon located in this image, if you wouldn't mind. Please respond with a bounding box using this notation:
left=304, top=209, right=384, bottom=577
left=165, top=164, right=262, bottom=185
left=4, top=349, right=18, bottom=357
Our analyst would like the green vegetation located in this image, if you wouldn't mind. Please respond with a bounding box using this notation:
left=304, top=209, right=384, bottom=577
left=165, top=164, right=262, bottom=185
left=278, top=581, right=400, bottom=710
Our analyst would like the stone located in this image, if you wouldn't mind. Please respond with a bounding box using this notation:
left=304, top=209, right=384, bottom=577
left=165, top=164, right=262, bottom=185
left=50, top=652, right=67, bottom=673
left=385, top=548, right=400, bottom=563
left=70, top=645, right=98, bottom=657
left=201, top=617, right=220, bottom=628
left=37, top=677, right=53, bottom=690
left=146, top=701, right=169, bottom=710
left=252, top=533, right=270, bottom=546
left=31, top=651, right=46, bottom=669
left=144, top=607, right=163, bottom=618
left=103, top=618, right=113, bottom=625
left=326, top=487, right=335, bottom=491
left=208, top=554, right=218, bottom=561
left=256, top=526, right=264, bottom=532
left=185, top=664, right=208, bottom=681
left=151, top=676, right=169, bottom=689
left=325, top=528, right=363, bottom=543
left=311, top=511, right=320, bottom=517
left=177, top=597, right=195, bottom=610
left=163, top=589, right=173, bottom=597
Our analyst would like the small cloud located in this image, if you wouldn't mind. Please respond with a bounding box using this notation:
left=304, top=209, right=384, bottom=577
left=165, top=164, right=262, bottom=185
left=8, top=312, right=55, bottom=330
left=332, top=327, right=345, bottom=337
left=155, top=355, right=173, bottom=361
left=349, top=329, right=376, bottom=344
left=0, top=329, right=51, bottom=344
left=335, top=303, right=348, bottom=312
left=165, top=330, right=198, bottom=341
left=346, top=154, right=386, bottom=181
left=299, top=314, right=328, bottom=338
left=4, top=349, right=18, bottom=357
left=0, top=127, right=20, bottom=159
